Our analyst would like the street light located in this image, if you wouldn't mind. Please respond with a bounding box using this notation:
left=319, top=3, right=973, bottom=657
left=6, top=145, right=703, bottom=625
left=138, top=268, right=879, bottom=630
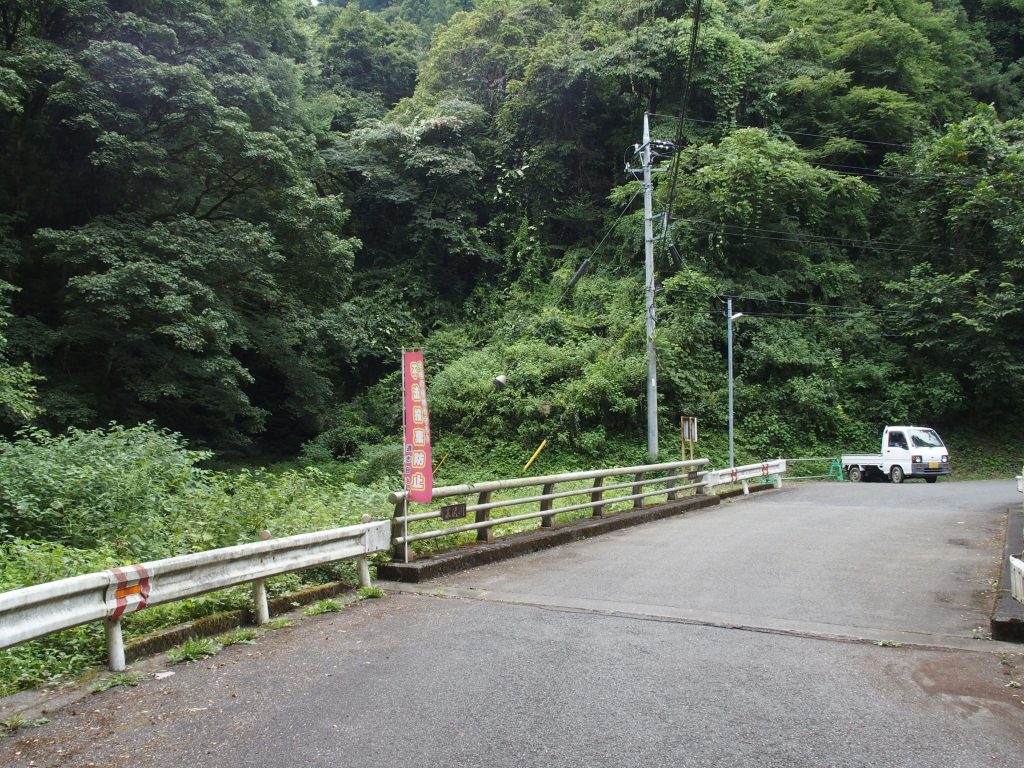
left=727, top=299, right=743, bottom=469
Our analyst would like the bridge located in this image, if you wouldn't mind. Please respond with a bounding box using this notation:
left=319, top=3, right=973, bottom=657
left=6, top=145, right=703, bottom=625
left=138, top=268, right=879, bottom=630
left=1, top=476, right=1023, bottom=766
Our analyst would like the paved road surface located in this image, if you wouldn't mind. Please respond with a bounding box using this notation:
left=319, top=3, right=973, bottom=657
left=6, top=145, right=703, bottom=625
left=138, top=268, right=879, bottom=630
left=2, top=480, right=1023, bottom=767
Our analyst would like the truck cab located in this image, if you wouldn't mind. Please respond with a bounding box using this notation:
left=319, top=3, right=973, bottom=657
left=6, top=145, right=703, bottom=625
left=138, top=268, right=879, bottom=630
left=843, top=426, right=951, bottom=484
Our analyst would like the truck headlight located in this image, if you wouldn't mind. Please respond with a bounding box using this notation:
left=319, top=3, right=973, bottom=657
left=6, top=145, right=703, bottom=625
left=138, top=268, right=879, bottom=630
left=941, top=455, right=948, bottom=463
left=911, top=455, right=922, bottom=463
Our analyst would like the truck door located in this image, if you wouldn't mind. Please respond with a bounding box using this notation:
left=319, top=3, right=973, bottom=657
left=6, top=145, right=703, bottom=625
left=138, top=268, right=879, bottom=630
left=884, top=430, right=910, bottom=465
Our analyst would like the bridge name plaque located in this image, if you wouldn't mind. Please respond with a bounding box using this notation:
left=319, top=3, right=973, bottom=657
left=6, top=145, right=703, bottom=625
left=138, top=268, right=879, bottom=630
left=439, top=503, right=468, bottom=521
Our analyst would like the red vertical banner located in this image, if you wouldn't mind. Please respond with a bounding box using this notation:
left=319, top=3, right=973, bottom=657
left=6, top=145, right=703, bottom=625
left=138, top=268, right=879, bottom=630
left=402, top=350, right=433, bottom=503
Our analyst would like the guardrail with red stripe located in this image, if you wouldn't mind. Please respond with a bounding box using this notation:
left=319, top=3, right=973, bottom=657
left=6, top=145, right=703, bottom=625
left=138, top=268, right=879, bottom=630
left=0, top=521, right=390, bottom=672
left=703, top=459, right=787, bottom=494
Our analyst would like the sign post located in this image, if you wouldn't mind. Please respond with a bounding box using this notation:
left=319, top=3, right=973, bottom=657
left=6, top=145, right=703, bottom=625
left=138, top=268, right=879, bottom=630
left=402, top=350, right=434, bottom=503
left=681, top=416, right=697, bottom=461
left=401, top=350, right=434, bottom=562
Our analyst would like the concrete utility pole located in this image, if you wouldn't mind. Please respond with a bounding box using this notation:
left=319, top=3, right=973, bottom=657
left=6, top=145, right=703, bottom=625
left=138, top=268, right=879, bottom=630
left=642, top=113, right=658, bottom=461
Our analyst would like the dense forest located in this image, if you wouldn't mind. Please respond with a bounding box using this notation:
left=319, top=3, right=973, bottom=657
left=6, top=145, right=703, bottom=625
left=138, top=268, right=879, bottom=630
left=0, top=0, right=1022, bottom=465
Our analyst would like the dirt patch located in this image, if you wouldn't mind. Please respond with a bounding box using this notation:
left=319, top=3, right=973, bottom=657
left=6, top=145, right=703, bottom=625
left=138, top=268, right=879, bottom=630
left=912, top=655, right=1024, bottom=721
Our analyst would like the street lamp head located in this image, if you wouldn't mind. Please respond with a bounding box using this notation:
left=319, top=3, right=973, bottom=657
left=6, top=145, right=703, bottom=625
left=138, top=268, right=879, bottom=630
left=730, top=312, right=744, bottom=320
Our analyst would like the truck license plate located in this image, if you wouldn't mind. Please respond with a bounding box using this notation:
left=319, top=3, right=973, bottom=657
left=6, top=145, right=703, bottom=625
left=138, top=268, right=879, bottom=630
left=928, top=462, right=938, bottom=469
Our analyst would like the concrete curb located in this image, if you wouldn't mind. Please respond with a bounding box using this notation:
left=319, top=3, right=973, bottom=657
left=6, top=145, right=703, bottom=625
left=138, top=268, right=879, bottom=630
left=991, top=503, right=1024, bottom=642
left=715, top=482, right=778, bottom=500
left=378, top=493, right=722, bottom=583
left=124, top=580, right=356, bottom=661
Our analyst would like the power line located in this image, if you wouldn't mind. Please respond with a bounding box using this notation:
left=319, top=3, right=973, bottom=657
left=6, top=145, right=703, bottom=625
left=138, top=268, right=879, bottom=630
left=736, top=311, right=903, bottom=320
left=645, top=115, right=1009, bottom=184
left=808, top=161, right=996, bottom=184
left=682, top=224, right=943, bottom=256
left=727, top=296, right=903, bottom=314
left=555, top=187, right=642, bottom=305
left=662, top=0, right=706, bottom=237
left=676, top=219, right=937, bottom=255
left=673, top=217, right=999, bottom=258
left=647, top=114, right=913, bottom=149
left=658, top=289, right=906, bottom=315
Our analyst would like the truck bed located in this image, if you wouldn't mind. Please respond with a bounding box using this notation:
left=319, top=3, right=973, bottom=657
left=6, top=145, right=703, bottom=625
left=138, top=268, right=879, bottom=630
left=841, top=454, right=883, bottom=465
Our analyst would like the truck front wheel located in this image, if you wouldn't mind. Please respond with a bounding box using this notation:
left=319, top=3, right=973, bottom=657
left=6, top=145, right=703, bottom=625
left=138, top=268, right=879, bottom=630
left=890, top=465, right=905, bottom=484
left=848, top=466, right=863, bottom=483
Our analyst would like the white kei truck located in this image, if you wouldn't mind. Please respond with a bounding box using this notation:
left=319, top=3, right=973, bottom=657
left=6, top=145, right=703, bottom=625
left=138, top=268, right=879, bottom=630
left=842, top=426, right=951, bottom=484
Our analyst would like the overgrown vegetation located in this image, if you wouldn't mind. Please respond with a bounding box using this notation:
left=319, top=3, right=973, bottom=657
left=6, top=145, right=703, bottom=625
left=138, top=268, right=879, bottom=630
left=0, top=423, right=392, bottom=696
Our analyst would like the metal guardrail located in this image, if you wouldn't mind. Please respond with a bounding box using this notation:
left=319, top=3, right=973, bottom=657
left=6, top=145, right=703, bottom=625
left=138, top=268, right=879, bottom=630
left=704, top=459, right=788, bottom=492
left=1011, top=556, right=1024, bottom=604
left=0, top=520, right=390, bottom=671
left=388, top=458, right=787, bottom=563
left=388, top=459, right=710, bottom=563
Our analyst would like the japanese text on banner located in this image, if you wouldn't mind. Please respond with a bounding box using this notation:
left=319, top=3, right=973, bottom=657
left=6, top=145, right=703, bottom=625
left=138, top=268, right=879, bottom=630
left=402, top=351, right=433, bottom=502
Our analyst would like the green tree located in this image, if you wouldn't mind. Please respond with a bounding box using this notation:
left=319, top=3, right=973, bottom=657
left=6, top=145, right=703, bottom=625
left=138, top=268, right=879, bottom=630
left=0, top=0, right=361, bottom=448
left=882, top=106, right=1024, bottom=420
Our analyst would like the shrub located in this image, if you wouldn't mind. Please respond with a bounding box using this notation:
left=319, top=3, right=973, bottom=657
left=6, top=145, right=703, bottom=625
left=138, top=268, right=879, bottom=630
left=0, top=424, right=210, bottom=558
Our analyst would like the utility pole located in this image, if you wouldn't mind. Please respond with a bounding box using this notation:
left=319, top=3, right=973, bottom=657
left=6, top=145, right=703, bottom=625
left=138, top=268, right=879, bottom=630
left=642, top=113, right=658, bottom=461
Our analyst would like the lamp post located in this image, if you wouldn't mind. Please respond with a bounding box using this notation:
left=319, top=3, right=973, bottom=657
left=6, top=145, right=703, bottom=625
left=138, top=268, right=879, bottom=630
left=726, top=298, right=743, bottom=469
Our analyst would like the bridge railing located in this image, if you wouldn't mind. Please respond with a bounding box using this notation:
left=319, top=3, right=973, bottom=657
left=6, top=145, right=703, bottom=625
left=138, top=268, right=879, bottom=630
left=0, top=458, right=788, bottom=672
left=387, top=458, right=787, bottom=563
left=0, top=520, right=390, bottom=672
left=388, top=459, right=710, bottom=563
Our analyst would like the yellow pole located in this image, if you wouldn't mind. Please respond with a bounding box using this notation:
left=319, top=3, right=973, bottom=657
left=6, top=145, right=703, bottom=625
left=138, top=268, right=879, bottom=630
left=432, top=452, right=450, bottom=474
left=522, top=438, right=549, bottom=473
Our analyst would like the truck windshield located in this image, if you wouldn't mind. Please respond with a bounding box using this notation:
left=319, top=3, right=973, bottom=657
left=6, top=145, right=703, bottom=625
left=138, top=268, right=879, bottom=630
left=910, top=429, right=944, bottom=448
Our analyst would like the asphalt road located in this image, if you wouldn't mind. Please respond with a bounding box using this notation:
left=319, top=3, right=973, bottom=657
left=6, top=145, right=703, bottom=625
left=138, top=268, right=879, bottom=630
left=2, top=479, right=1023, bottom=767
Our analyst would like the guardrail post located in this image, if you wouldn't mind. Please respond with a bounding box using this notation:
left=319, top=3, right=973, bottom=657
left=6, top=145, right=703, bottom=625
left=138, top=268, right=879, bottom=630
left=697, top=471, right=710, bottom=496
left=591, top=477, right=605, bottom=517
left=391, top=500, right=408, bottom=562
left=252, top=578, right=270, bottom=625
left=540, top=483, right=556, bottom=528
left=632, top=473, right=645, bottom=508
left=476, top=491, right=493, bottom=543
left=666, top=474, right=677, bottom=501
left=105, top=618, right=126, bottom=673
left=356, top=556, right=372, bottom=589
